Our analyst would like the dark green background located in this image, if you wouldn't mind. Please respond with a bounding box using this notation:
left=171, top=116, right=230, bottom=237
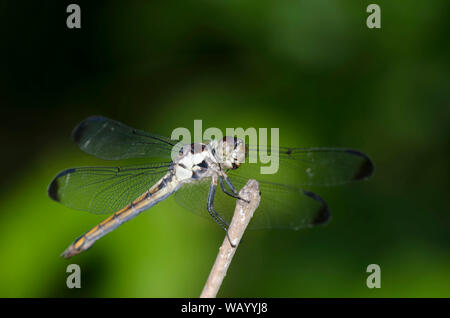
left=1, top=0, right=449, bottom=297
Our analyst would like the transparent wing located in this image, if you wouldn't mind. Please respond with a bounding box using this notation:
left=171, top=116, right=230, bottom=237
left=236, top=146, right=374, bottom=187
left=175, top=176, right=329, bottom=230
left=48, top=163, right=171, bottom=214
left=72, top=116, right=180, bottom=160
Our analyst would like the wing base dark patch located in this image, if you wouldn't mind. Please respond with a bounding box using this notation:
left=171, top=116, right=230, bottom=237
left=303, top=190, right=331, bottom=225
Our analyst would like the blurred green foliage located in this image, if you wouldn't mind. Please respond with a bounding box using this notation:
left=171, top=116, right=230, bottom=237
left=0, top=0, right=449, bottom=297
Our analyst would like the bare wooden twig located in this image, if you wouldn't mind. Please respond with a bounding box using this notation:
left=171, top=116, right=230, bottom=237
left=200, top=179, right=261, bottom=298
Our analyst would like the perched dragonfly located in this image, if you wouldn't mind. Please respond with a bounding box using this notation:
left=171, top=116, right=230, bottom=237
left=48, top=116, right=374, bottom=258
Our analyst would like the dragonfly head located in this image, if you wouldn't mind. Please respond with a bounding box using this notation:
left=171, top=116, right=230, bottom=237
left=217, top=136, right=246, bottom=170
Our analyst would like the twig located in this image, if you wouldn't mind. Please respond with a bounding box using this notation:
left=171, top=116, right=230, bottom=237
left=200, top=179, right=261, bottom=298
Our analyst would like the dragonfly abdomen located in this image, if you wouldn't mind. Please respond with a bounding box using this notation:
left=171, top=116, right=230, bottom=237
left=61, top=172, right=179, bottom=258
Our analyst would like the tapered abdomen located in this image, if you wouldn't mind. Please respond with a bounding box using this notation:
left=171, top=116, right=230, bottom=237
left=62, top=173, right=178, bottom=258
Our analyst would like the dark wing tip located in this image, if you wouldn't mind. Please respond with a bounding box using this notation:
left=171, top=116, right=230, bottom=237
left=303, top=190, right=331, bottom=226
left=48, top=178, right=60, bottom=202
left=345, top=149, right=375, bottom=181
left=48, top=168, right=76, bottom=202
left=71, top=116, right=107, bottom=144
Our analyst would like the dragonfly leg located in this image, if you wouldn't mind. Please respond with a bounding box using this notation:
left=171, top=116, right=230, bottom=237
left=219, top=176, right=238, bottom=198
left=208, top=178, right=236, bottom=247
left=219, top=175, right=249, bottom=203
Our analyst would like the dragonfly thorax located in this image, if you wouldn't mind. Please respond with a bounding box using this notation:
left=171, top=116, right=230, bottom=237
left=173, top=143, right=218, bottom=182
left=173, top=137, right=246, bottom=183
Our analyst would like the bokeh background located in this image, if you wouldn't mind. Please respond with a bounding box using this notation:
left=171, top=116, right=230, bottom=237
left=1, top=0, right=449, bottom=297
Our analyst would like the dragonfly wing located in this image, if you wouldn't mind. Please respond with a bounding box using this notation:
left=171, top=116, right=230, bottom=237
left=174, top=179, right=215, bottom=221
left=48, top=163, right=171, bottom=214
left=72, top=116, right=180, bottom=160
left=174, top=176, right=329, bottom=230
left=236, top=147, right=374, bottom=187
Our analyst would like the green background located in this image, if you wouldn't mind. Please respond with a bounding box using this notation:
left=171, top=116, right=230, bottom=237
left=1, top=0, right=449, bottom=297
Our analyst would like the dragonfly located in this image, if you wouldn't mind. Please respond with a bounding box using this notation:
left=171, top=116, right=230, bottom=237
left=48, top=116, right=374, bottom=258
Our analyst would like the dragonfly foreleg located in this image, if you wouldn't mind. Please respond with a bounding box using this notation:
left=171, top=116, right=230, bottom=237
left=219, top=175, right=250, bottom=203
left=219, top=176, right=239, bottom=198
